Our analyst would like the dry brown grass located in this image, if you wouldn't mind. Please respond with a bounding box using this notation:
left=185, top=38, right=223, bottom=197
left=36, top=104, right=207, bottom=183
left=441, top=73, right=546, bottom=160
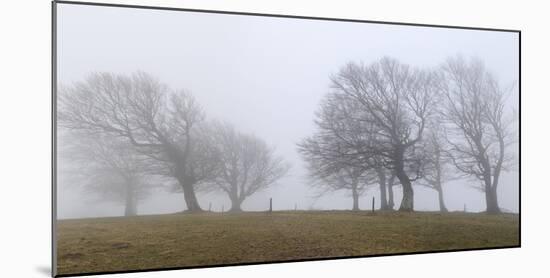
left=56, top=211, right=519, bottom=276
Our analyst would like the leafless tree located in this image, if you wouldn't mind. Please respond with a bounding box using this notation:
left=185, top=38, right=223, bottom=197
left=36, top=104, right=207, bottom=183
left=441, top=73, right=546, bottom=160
left=64, top=132, right=157, bottom=216
left=417, top=131, right=454, bottom=212
left=441, top=56, right=517, bottom=213
left=209, top=123, right=290, bottom=212
left=304, top=158, right=371, bottom=211
left=386, top=172, right=398, bottom=210
left=298, top=64, right=418, bottom=210
left=297, top=91, right=382, bottom=211
left=326, top=57, right=439, bottom=211
left=58, top=72, right=218, bottom=212
left=373, top=164, right=393, bottom=210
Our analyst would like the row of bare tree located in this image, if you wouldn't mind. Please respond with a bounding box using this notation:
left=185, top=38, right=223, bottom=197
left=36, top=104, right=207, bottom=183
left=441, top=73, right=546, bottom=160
left=298, top=56, right=516, bottom=213
left=59, top=72, right=289, bottom=215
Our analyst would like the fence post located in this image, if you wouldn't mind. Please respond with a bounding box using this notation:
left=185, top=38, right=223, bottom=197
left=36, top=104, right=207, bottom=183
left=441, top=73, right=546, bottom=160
left=372, top=197, right=375, bottom=213
left=222, top=205, right=224, bottom=214
left=208, top=202, right=212, bottom=212
left=269, top=198, right=273, bottom=213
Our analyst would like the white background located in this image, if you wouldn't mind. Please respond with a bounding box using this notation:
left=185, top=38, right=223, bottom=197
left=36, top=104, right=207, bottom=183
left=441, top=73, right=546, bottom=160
left=0, top=0, right=545, bottom=277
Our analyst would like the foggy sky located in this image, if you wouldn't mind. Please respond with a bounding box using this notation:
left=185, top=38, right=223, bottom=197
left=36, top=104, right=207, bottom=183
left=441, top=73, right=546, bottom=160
left=56, top=3, right=519, bottom=219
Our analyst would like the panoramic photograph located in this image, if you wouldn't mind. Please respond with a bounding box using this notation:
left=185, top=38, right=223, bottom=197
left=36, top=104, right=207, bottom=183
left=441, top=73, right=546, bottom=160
left=54, top=2, right=520, bottom=276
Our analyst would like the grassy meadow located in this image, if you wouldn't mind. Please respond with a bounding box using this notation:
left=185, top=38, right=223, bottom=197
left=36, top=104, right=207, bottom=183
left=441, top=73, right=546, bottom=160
left=56, top=211, right=519, bottom=276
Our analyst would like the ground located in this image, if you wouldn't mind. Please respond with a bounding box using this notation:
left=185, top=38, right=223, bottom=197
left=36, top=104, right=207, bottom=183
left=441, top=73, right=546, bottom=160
left=56, top=211, right=519, bottom=276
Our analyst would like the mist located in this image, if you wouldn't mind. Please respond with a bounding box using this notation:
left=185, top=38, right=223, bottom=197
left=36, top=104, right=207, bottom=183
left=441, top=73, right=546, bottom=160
left=56, top=4, right=519, bottom=219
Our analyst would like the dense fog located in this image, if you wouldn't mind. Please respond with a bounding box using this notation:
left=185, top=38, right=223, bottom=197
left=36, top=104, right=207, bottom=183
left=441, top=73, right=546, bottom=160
left=56, top=4, right=519, bottom=219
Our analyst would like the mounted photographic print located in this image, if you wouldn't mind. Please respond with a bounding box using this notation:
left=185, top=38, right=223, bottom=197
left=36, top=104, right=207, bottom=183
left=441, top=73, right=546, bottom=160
left=52, top=1, right=520, bottom=276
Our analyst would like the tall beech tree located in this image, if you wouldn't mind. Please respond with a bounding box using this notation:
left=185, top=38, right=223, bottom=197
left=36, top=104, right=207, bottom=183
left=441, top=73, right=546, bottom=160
left=418, top=131, right=453, bottom=212
left=325, top=57, right=439, bottom=211
left=210, top=123, right=290, bottom=212
left=58, top=72, right=218, bottom=212
left=441, top=57, right=516, bottom=214
left=65, top=132, right=156, bottom=216
left=297, top=90, right=378, bottom=211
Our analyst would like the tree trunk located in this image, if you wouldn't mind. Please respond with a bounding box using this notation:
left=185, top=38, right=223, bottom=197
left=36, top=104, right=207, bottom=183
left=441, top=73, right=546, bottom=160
left=229, top=194, right=243, bottom=212
left=124, top=194, right=137, bottom=217
left=387, top=176, right=395, bottom=210
left=351, top=187, right=359, bottom=211
left=376, top=168, right=388, bottom=210
left=479, top=149, right=501, bottom=214
left=124, top=183, right=137, bottom=217
left=229, top=205, right=243, bottom=212
left=485, top=186, right=501, bottom=214
left=182, top=184, right=202, bottom=212
left=398, top=177, right=414, bottom=212
left=169, top=141, right=202, bottom=212
left=432, top=149, right=448, bottom=213
left=176, top=167, right=202, bottom=212
left=436, top=187, right=448, bottom=213
left=177, top=175, right=202, bottom=212
left=394, top=149, right=414, bottom=212
left=124, top=198, right=137, bottom=216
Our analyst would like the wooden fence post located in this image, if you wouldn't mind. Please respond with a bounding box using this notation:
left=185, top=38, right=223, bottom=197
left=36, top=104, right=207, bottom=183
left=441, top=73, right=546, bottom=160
left=269, top=198, right=273, bottom=213
left=372, top=197, right=375, bottom=212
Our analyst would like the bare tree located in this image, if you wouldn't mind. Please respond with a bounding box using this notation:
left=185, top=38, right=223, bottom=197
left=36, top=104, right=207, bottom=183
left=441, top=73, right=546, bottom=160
left=64, top=132, right=156, bottom=216
left=441, top=56, right=517, bottom=213
left=327, top=57, right=439, bottom=211
left=386, top=172, right=398, bottom=210
left=298, top=63, right=420, bottom=211
left=209, top=123, right=290, bottom=212
left=373, top=164, right=392, bottom=210
left=297, top=90, right=379, bottom=211
left=58, top=72, right=218, bottom=212
left=303, top=157, right=371, bottom=211
left=418, top=131, right=453, bottom=212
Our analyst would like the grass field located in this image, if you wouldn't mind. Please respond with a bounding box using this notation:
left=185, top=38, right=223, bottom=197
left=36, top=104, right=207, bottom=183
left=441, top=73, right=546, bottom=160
left=56, top=211, right=519, bottom=276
